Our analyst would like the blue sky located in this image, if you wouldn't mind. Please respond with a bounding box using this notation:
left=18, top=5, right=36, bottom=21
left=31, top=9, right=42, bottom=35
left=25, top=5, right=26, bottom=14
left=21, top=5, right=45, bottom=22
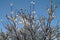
left=0, top=0, right=60, bottom=31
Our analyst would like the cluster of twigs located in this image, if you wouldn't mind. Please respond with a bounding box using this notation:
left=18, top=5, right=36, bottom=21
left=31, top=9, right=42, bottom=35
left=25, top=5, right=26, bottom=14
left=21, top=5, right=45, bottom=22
left=0, top=0, right=60, bottom=40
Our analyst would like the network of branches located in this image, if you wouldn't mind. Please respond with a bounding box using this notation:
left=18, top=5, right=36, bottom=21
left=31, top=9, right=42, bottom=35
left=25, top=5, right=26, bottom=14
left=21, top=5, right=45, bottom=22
left=0, top=0, right=60, bottom=40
